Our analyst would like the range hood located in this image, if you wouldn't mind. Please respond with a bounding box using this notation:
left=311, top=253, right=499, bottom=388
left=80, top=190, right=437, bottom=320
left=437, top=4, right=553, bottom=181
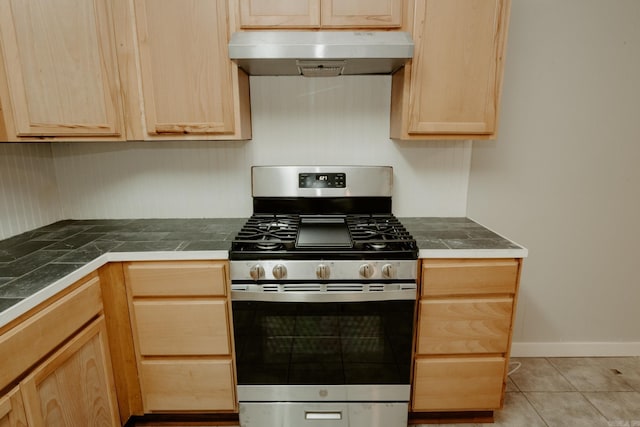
left=228, top=31, right=414, bottom=77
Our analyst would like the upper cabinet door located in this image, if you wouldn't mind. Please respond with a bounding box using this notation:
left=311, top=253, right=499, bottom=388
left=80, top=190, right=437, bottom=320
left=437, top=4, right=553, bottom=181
left=239, top=0, right=321, bottom=28
left=409, top=0, right=508, bottom=135
left=0, top=0, right=124, bottom=138
left=134, top=0, right=237, bottom=136
left=392, top=0, right=510, bottom=139
left=320, top=0, right=402, bottom=28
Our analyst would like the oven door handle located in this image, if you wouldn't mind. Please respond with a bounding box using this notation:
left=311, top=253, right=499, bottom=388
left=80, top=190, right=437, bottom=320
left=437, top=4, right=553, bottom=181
left=230, top=288, right=417, bottom=302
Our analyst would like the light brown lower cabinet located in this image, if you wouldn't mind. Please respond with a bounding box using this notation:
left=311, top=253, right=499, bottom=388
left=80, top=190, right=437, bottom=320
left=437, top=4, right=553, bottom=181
left=413, top=357, right=505, bottom=411
left=0, top=387, right=28, bottom=427
left=412, top=258, right=522, bottom=413
left=20, top=316, right=120, bottom=426
left=125, top=260, right=237, bottom=414
left=0, top=272, right=119, bottom=427
left=139, top=359, right=236, bottom=411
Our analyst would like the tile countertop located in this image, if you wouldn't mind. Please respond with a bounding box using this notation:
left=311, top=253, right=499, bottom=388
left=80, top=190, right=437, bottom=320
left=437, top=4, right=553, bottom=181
left=0, top=217, right=527, bottom=328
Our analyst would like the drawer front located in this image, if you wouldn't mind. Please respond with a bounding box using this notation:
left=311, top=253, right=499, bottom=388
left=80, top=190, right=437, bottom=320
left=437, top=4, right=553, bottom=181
left=412, top=357, right=505, bottom=411
left=0, top=275, right=102, bottom=391
left=126, top=261, right=228, bottom=297
left=140, top=359, right=235, bottom=412
left=422, top=259, right=518, bottom=296
left=417, top=297, right=513, bottom=354
left=133, top=300, right=230, bottom=356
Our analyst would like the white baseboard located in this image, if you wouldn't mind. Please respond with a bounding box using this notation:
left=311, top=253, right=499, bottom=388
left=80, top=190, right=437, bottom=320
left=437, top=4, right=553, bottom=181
left=510, top=342, right=640, bottom=357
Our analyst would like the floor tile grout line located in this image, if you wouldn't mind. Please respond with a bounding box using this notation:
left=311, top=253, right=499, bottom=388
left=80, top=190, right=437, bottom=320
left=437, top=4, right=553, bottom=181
left=579, top=390, right=615, bottom=424
left=545, top=356, right=579, bottom=392
left=519, top=391, right=551, bottom=427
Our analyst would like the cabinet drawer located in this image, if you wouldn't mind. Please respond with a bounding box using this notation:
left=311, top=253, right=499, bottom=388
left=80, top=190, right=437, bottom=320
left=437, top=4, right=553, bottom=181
left=417, top=297, right=513, bottom=354
left=412, top=357, right=505, bottom=411
left=125, top=261, right=228, bottom=297
left=0, top=275, right=102, bottom=391
left=422, top=259, right=518, bottom=296
left=140, top=359, right=235, bottom=412
left=133, top=300, right=230, bottom=356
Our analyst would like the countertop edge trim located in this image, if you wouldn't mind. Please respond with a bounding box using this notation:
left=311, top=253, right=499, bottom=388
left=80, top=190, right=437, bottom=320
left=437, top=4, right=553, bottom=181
left=0, top=250, right=230, bottom=330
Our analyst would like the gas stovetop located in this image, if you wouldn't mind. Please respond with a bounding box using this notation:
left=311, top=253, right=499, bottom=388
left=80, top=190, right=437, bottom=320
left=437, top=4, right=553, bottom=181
left=230, top=213, right=418, bottom=260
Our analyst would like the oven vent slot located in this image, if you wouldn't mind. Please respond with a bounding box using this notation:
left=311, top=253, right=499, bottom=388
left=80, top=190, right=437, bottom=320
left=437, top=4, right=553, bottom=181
left=283, top=284, right=322, bottom=292
left=368, top=284, right=385, bottom=292
left=261, top=284, right=280, bottom=292
left=326, top=284, right=364, bottom=292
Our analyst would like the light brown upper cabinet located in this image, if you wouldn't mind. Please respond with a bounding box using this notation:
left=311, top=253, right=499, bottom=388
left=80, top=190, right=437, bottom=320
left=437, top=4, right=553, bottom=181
left=0, top=0, right=125, bottom=141
left=122, top=0, right=251, bottom=140
left=390, top=0, right=511, bottom=140
left=238, top=0, right=402, bottom=28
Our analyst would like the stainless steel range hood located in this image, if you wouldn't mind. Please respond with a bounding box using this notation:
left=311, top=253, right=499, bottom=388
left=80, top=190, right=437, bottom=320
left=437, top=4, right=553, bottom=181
left=228, top=31, right=414, bottom=77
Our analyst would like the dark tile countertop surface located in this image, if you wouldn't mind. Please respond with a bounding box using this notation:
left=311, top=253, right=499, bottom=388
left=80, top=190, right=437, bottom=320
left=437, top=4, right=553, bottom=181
left=0, top=217, right=525, bottom=318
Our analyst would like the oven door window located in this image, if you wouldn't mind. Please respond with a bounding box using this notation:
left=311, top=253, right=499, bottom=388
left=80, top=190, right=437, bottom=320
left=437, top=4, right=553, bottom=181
left=232, top=301, right=414, bottom=385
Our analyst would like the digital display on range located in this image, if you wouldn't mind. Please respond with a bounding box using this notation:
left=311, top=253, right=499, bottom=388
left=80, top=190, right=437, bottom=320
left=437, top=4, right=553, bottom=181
left=299, top=173, right=346, bottom=188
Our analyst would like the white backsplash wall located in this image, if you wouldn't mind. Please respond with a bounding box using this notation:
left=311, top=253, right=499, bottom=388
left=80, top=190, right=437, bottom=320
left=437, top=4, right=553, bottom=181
left=53, top=76, right=471, bottom=219
left=0, top=144, right=63, bottom=240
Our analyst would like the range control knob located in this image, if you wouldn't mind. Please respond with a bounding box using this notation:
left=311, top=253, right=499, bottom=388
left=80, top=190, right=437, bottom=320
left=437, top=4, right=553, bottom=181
left=272, top=264, right=287, bottom=280
left=381, top=263, right=395, bottom=279
left=316, top=264, right=330, bottom=280
left=359, top=263, right=374, bottom=279
left=249, top=264, right=265, bottom=281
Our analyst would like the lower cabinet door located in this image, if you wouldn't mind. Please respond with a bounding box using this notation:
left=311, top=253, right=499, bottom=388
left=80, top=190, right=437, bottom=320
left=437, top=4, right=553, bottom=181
left=0, top=387, right=28, bottom=427
left=412, top=357, right=505, bottom=411
left=140, top=359, right=236, bottom=412
left=19, top=316, right=119, bottom=426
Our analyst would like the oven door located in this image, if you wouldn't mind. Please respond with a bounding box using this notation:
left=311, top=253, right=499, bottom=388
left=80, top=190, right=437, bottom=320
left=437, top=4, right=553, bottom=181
left=231, top=287, right=416, bottom=403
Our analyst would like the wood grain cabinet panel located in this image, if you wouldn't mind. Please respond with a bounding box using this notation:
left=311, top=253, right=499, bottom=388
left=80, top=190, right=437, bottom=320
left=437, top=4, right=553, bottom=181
left=133, top=299, right=230, bottom=356
left=417, top=297, right=513, bottom=354
left=139, top=359, right=235, bottom=412
left=0, top=275, right=103, bottom=392
left=132, top=0, right=250, bottom=139
left=125, top=260, right=237, bottom=413
left=0, top=0, right=124, bottom=139
left=413, top=357, right=505, bottom=411
left=20, top=317, right=120, bottom=426
left=238, top=0, right=401, bottom=28
left=412, top=258, right=522, bottom=414
left=422, top=258, right=519, bottom=296
left=390, top=0, right=511, bottom=140
left=320, top=0, right=402, bottom=28
left=239, top=0, right=321, bottom=27
left=125, top=260, right=228, bottom=297
left=0, top=387, right=28, bottom=427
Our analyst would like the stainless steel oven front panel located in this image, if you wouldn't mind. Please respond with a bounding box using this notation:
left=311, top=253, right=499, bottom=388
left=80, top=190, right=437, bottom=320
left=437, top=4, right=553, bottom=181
left=231, top=284, right=417, bottom=302
left=251, top=166, right=393, bottom=198
left=239, top=401, right=408, bottom=427
left=237, top=384, right=410, bottom=402
left=231, top=260, right=417, bottom=282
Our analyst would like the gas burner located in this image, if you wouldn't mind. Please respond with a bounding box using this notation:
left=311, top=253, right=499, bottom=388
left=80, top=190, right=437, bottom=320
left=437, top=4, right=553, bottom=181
left=258, top=221, right=291, bottom=230
left=256, top=241, right=283, bottom=251
left=366, top=242, right=388, bottom=250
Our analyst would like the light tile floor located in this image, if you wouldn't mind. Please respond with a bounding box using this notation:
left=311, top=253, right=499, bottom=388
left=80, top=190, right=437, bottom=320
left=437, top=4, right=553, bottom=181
left=418, top=357, right=640, bottom=427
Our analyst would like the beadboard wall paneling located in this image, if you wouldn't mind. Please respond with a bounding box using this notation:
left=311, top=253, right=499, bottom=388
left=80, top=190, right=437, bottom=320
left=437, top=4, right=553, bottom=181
left=52, top=76, right=471, bottom=219
left=53, top=140, right=253, bottom=219
left=0, top=144, right=63, bottom=240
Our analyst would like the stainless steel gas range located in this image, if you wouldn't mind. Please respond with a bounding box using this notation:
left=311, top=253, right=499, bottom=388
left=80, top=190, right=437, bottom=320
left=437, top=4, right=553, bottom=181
left=229, top=166, right=418, bottom=427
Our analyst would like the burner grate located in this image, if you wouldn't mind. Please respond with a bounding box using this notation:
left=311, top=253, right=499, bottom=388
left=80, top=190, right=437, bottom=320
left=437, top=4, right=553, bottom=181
left=233, top=214, right=299, bottom=251
left=347, top=215, right=417, bottom=251
left=231, top=213, right=417, bottom=259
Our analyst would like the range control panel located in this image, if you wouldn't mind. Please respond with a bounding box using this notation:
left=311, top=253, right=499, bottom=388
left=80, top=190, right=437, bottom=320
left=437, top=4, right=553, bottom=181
left=299, top=173, right=346, bottom=189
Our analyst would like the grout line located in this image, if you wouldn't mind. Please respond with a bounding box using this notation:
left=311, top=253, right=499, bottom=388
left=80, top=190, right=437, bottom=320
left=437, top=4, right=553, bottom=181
left=519, top=391, right=551, bottom=427
left=545, top=357, right=578, bottom=392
